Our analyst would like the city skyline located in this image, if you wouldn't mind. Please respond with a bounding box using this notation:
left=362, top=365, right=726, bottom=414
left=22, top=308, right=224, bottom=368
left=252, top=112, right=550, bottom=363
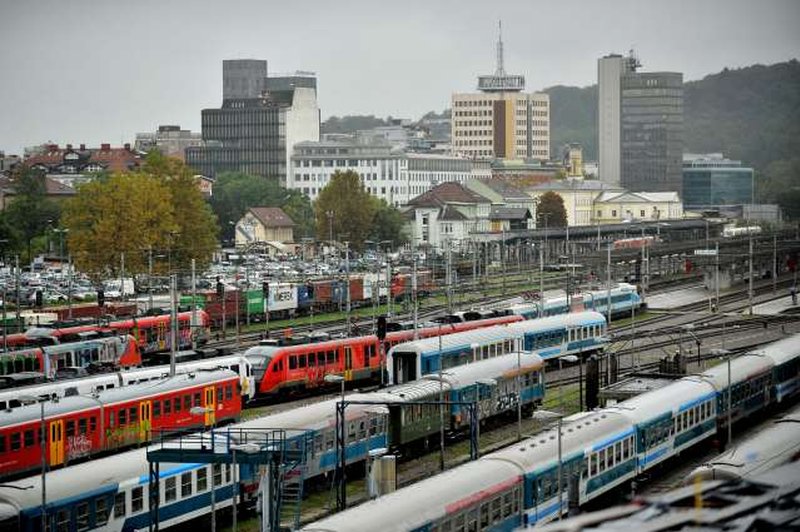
left=1, top=0, right=798, bottom=155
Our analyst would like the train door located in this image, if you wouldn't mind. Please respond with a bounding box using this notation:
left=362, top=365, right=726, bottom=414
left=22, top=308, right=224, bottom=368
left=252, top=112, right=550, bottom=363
left=344, top=346, right=353, bottom=381
left=203, top=386, right=216, bottom=426
left=391, top=351, right=417, bottom=385
left=49, top=419, right=64, bottom=467
left=157, top=320, right=167, bottom=351
left=138, top=401, right=152, bottom=442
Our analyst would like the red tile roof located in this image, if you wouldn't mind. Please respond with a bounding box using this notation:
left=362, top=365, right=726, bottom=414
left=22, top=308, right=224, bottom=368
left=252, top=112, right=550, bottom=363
left=407, top=182, right=490, bottom=207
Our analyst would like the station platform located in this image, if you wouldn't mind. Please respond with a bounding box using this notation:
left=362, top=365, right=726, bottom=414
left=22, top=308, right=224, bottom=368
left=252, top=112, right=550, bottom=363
left=752, top=296, right=800, bottom=316
left=646, top=286, right=710, bottom=310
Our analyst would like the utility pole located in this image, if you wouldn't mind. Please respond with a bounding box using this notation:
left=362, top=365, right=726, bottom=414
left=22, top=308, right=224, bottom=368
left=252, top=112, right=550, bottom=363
left=345, top=241, right=351, bottom=337
left=773, top=234, right=777, bottom=294
left=748, top=232, right=754, bottom=315
left=715, top=241, right=720, bottom=312
left=385, top=255, right=392, bottom=319
left=191, top=259, right=197, bottom=349
left=607, top=244, right=612, bottom=326
left=67, top=255, right=73, bottom=319
left=120, top=252, right=125, bottom=302
left=446, top=241, right=453, bottom=314
left=170, top=273, right=177, bottom=377
left=539, top=244, right=545, bottom=317
left=15, top=255, right=20, bottom=328
left=438, top=324, right=445, bottom=472
left=412, top=239, right=419, bottom=340
left=148, top=246, right=154, bottom=312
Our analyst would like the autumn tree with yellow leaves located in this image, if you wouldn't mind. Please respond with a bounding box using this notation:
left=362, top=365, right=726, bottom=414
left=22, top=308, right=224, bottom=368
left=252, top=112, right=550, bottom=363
left=62, top=153, right=218, bottom=277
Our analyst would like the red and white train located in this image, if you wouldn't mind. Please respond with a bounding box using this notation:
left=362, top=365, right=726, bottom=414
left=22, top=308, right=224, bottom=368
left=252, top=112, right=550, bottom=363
left=0, top=369, right=240, bottom=480
left=245, top=314, right=524, bottom=397
left=2, top=311, right=210, bottom=356
left=0, top=335, right=142, bottom=379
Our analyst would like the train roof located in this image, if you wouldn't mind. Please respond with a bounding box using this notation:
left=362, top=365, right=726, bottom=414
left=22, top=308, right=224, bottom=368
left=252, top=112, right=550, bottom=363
left=0, top=370, right=237, bottom=427
left=608, top=377, right=716, bottom=423
left=746, top=333, right=800, bottom=366
left=301, top=459, right=521, bottom=532
left=0, top=440, right=210, bottom=515
left=426, top=351, right=544, bottom=388
left=389, top=312, right=605, bottom=355
left=694, top=353, right=773, bottom=390
left=489, top=410, right=631, bottom=473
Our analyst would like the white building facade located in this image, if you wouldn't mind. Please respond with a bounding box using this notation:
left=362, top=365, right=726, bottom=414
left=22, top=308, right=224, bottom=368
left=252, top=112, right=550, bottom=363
left=289, top=140, right=490, bottom=207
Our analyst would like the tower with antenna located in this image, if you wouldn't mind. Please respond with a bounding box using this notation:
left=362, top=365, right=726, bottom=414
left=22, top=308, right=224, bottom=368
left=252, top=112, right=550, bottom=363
left=477, top=21, right=525, bottom=92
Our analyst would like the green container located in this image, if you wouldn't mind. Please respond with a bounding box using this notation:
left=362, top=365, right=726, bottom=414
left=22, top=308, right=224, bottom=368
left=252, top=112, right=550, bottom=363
left=179, top=295, right=207, bottom=310
left=245, top=289, right=265, bottom=316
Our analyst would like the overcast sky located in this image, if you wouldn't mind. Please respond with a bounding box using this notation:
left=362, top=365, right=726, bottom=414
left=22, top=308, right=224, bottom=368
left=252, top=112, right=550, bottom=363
left=1, top=0, right=798, bottom=154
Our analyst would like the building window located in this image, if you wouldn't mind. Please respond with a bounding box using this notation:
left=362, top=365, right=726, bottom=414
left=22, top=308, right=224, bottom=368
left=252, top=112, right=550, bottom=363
left=612, top=210, right=617, bottom=217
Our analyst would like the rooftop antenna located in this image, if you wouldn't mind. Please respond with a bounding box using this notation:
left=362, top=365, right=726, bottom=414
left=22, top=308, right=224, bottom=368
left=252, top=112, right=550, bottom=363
left=496, top=20, right=506, bottom=76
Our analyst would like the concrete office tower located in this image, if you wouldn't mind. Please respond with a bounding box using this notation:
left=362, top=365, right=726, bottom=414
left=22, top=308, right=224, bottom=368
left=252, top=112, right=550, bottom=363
left=598, top=52, right=684, bottom=193
left=187, top=61, right=320, bottom=183
left=598, top=53, right=637, bottom=186
left=223, top=59, right=267, bottom=100
left=452, top=23, right=550, bottom=161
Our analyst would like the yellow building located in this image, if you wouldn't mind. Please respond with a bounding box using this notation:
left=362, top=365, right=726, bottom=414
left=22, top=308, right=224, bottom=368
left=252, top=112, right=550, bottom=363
left=593, top=191, right=683, bottom=223
left=234, top=207, right=295, bottom=250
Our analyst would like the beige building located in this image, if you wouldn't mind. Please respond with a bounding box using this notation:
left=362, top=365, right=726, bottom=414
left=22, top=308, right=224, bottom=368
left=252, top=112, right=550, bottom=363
left=451, top=24, right=550, bottom=161
left=234, top=207, right=295, bottom=249
left=593, top=191, right=683, bottom=223
left=452, top=92, right=550, bottom=160
left=527, top=180, right=684, bottom=226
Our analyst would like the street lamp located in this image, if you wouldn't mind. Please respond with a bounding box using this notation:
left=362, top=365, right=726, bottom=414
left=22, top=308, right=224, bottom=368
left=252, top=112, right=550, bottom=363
left=20, top=395, right=46, bottom=531
left=228, top=442, right=260, bottom=532
left=557, top=355, right=579, bottom=413
left=190, top=406, right=216, bottom=532
left=533, top=409, right=564, bottom=520
left=711, top=348, right=733, bottom=446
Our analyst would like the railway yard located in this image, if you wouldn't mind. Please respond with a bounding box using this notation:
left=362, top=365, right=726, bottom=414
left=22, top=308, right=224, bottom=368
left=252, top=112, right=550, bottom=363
left=1, top=226, right=800, bottom=531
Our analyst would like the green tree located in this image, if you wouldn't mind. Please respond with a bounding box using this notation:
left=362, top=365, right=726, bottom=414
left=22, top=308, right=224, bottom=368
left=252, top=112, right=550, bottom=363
left=4, top=166, right=61, bottom=262
left=209, top=172, right=313, bottom=241
left=62, top=172, right=176, bottom=277
left=536, top=191, right=568, bottom=228
left=314, top=170, right=377, bottom=250
left=369, top=198, right=408, bottom=248
left=139, top=152, right=219, bottom=271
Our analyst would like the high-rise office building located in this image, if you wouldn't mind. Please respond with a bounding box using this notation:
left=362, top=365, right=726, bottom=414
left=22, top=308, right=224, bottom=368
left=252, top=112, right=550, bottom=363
left=186, top=59, right=320, bottom=183
left=451, top=23, right=550, bottom=161
left=598, top=52, right=683, bottom=193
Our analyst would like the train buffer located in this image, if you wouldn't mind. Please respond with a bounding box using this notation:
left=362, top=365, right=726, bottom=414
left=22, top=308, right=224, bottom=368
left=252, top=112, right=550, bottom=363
left=146, top=427, right=313, bottom=532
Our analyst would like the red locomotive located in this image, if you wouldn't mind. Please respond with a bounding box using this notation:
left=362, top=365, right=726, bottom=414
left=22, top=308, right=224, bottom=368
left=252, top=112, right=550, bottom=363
left=0, top=369, right=240, bottom=479
left=245, top=314, right=523, bottom=397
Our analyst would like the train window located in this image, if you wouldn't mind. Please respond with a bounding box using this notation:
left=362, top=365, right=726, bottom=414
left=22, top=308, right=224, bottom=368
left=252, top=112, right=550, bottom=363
left=225, top=385, right=233, bottom=401
left=109, top=411, right=116, bottom=428
left=164, top=399, right=172, bottom=415
left=615, top=442, right=622, bottom=463
left=119, top=409, right=127, bottom=425
left=273, top=363, right=280, bottom=373
left=129, top=407, right=137, bottom=424
left=213, top=464, right=222, bottom=486
left=298, top=354, right=307, bottom=368
left=290, top=357, right=297, bottom=370
left=318, top=353, right=325, bottom=366
left=79, top=418, right=87, bottom=435
left=308, top=353, right=316, bottom=367
left=347, top=422, right=356, bottom=440
left=480, top=504, right=490, bottom=527
left=153, top=401, right=161, bottom=418
left=76, top=501, right=89, bottom=531
left=225, top=463, right=232, bottom=483
left=56, top=508, right=70, bottom=532
left=66, top=421, right=75, bottom=438
left=90, top=417, right=97, bottom=433
left=0, top=434, right=5, bottom=453
left=113, top=492, right=126, bottom=518
left=357, top=421, right=366, bottom=440
left=181, top=472, right=192, bottom=498
left=131, top=486, right=144, bottom=513
left=194, top=393, right=201, bottom=407
left=598, top=449, right=606, bottom=471
left=175, top=397, right=183, bottom=412
left=96, top=497, right=108, bottom=526
left=217, top=386, right=223, bottom=402
left=197, top=468, right=208, bottom=492
left=165, top=477, right=177, bottom=502
left=24, top=429, right=34, bottom=448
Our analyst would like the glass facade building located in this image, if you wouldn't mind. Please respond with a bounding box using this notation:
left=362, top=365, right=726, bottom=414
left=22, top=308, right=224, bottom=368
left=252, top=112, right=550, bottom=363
left=682, top=157, right=753, bottom=208
left=620, top=72, right=684, bottom=193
